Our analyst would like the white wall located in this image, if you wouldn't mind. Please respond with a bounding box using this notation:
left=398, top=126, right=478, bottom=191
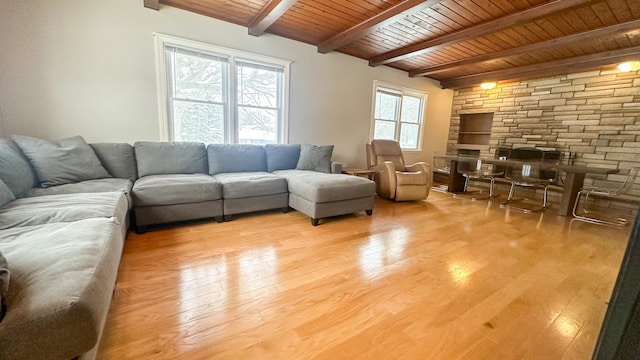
left=0, top=0, right=453, bottom=167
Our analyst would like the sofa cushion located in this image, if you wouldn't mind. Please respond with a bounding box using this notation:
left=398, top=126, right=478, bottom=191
left=0, top=192, right=128, bottom=230
left=208, top=144, right=267, bottom=175
left=296, top=144, right=334, bottom=173
left=0, top=180, right=15, bottom=208
left=274, top=169, right=375, bottom=203
left=133, top=174, right=222, bottom=206
left=0, top=139, right=38, bottom=197
left=265, top=144, right=301, bottom=172
left=213, top=172, right=287, bottom=199
left=22, top=178, right=134, bottom=208
left=134, top=141, right=207, bottom=177
left=0, top=217, right=123, bottom=360
left=90, top=143, right=138, bottom=181
left=12, top=135, right=111, bottom=188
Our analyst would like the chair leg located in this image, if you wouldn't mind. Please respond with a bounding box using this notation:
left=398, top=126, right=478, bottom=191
left=572, top=190, right=629, bottom=226
left=454, top=176, right=491, bottom=201
left=501, top=183, right=547, bottom=213
left=500, top=182, right=516, bottom=207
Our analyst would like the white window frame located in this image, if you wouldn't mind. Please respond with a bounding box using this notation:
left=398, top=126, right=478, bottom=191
left=369, top=80, right=427, bottom=151
left=153, top=33, right=291, bottom=143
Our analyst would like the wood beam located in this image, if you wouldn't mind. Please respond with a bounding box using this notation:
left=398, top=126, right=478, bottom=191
left=317, top=0, right=443, bottom=54
left=439, top=46, right=640, bottom=89
left=248, top=0, right=298, bottom=36
left=409, top=19, right=640, bottom=77
left=143, top=0, right=159, bottom=10
left=369, top=0, right=602, bottom=67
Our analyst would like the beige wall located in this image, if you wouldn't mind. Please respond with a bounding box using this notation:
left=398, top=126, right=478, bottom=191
left=0, top=0, right=452, bottom=168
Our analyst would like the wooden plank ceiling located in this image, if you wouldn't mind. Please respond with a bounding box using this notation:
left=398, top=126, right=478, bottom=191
left=153, top=0, right=640, bottom=89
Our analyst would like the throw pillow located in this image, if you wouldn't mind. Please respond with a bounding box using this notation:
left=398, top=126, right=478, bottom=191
left=0, top=250, right=9, bottom=323
left=0, top=139, right=38, bottom=197
left=0, top=180, right=15, bottom=208
left=265, top=144, right=301, bottom=172
left=12, top=135, right=111, bottom=188
left=296, top=144, right=334, bottom=173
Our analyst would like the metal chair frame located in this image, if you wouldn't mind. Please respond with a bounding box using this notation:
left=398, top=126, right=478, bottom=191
left=500, top=159, right=558, bottom=213
left=572, top=167, right=640, bottom=226
left=454, top=156, right=501, bottom=201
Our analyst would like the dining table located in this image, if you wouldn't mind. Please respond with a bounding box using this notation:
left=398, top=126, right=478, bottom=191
left=434, top=155, right=620, bottom=217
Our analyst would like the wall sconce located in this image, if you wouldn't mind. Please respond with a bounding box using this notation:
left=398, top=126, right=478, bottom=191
left=617, top=61, right=640, bottom=72
left=480, top=82, right=497, bottom=90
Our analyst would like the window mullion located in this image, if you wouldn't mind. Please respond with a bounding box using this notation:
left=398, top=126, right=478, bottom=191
left=396, top=95, right=403, bottom=142
left=228, top=58, right=240, bottom=143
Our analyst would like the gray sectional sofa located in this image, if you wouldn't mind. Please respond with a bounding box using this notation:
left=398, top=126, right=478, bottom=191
left=0, top=135, right=375, bottom=360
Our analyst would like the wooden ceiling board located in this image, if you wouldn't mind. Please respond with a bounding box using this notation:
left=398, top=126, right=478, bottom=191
left=160, top=0, right=262, bottom=25
left=159, top=0, right=640, bottom=88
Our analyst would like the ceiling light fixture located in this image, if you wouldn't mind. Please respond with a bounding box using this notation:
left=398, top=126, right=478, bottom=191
left=617, top=61, right=640, bottom=72
left=480, top=82, right=497, bottom=90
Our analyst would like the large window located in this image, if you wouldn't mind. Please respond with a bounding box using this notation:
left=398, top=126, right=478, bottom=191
left=155, top=34, right=290, bottom=144
left=371, top=81, right=427, bottom=150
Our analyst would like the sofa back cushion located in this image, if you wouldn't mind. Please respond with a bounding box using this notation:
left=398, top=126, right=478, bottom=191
left=296, top=144, right=334, bottom=173
left=207, top=144, right=267, bottom=175
left=0, top=139, right=38, bottom=197
left=12, top=135, right=111, bottom=188
left=264, top=144, right=301, bottom=172
left=0, top=180, right=15, bottom=208
left=90, top=143, right=138, bottom=181
left=135, top=141, right=207, bottom=177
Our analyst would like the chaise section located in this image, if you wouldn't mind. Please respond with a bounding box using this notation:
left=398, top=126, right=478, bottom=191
left=273, top=170, right=375, bottom=225
left=133, top=142, right=223, bottom=231
left=208, top=144, right=288, bottom=219
left=0, top=217, right=124, bottom=360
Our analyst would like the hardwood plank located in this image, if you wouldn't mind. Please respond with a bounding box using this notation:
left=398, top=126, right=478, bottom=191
left=97, top=193, right=630, bottom=359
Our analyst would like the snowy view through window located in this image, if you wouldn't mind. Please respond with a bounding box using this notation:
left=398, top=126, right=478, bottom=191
left=372, top=85, right=425, bottom=150
left=165, top=45, right=285, bottom=144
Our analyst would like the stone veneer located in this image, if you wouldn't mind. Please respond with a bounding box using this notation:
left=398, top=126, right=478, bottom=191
left=448, top=68, right=640, bottom=203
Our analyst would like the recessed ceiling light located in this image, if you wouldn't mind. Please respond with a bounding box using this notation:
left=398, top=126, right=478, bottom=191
left=617, top=61, right=640, bottom=72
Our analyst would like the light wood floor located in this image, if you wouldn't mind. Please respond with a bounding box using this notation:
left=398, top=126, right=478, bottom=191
left=97, top=191, right=632, bottom=359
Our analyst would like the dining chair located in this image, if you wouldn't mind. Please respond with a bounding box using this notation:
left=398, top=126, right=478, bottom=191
left=454, top=155, right=501, bottom=200
left=572, top=167, right=640, bottom=226
left=500, top=156, right=559, bottom=213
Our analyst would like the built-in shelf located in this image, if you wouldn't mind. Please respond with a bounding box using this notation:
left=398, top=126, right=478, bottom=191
left=458, top=112, right=494, bottom=146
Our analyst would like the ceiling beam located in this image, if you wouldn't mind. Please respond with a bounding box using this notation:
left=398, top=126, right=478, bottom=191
left=410, top=19, right=640, bottom=77
left=369, top=0, right=601, bottom=67
left=317, top=0, right=443, bottom=54
left=440, top=46, right=640, bottom=89
left=144, top=0, right=159, bottom=10
left=248, top=0, right=299, bottom=36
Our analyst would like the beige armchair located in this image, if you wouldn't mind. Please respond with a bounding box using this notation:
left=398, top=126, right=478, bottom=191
left=366, top=139, right=432, bottom=201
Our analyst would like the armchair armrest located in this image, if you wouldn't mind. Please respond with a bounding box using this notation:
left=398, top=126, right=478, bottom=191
left=372, top=161, right=397, bottom=199
left=406, top=162, right=433, bottom=187
left=406, top=161, right=430, bottom=174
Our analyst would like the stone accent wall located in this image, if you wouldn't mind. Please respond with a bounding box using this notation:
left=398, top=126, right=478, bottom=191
left=449, top=69, right=640, bottom=202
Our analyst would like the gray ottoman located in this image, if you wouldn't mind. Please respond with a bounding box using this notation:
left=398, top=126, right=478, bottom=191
left=273, top=170, right=375, bottom=225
